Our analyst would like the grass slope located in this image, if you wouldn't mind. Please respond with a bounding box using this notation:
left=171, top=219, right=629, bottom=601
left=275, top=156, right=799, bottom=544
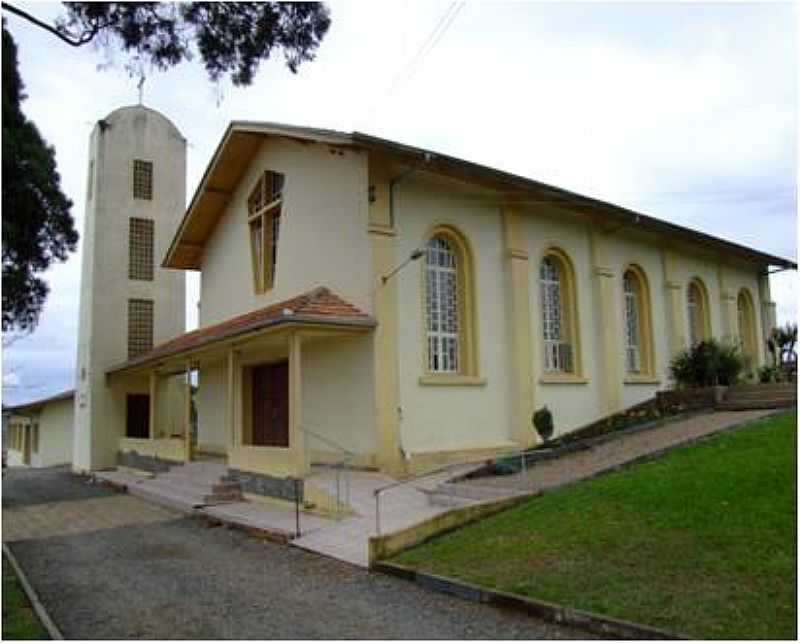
left=395, top=412, right=797, bottom=639
left=2, top=555, right=49, bottom=639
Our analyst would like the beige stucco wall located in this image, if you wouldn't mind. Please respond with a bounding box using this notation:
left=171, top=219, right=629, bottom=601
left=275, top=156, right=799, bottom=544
left=302, top=335, right=376, bottom=457
left=73, top=105, right=187, bottom=471
left=196, top=358, right=227, bottom=453
left=199, top=137, right=373, bottom=327
left=33, top=398, right=75, bottom=467
left=394, top=175, right=516, bottom=454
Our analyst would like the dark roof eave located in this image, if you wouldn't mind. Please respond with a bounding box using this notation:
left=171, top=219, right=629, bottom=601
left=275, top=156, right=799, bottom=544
left=351, top=132, right=797, bottom=270
left=106, top=314, right=375, bottom=377
left=5, top=389, right=75, bottom=414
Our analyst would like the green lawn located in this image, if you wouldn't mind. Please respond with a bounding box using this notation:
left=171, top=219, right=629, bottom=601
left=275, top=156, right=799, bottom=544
left=2, top=555, right=49, bottom=640
left=395, top=411, right=797, bottom=639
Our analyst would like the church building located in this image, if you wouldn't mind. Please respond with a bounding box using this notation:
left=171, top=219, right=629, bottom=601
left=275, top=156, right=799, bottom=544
left=7, top=105, right=795, bottom=504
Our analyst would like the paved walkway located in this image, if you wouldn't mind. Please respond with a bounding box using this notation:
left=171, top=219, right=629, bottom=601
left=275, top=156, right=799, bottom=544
left=2, top=467, right=589, bottom=639
left=459, top=409, right=774, bottom=494
left=292, top=467, right=477, bottom=567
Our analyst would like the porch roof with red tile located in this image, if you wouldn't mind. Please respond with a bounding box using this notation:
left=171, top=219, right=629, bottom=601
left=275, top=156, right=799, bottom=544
left=106, top=287, right=375, bottom=376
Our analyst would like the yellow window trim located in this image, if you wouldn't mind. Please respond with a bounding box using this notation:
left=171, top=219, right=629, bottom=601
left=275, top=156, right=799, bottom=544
left=419, top=223, right=480, bottom=378
left=622, top=263, right=656, bottom=378
left=623, top=376, right=661, bottom=385
left=687, top=277, right=712, bottom=344
left=539, top=374, right=589, bottom=385
left=247, top=178, right=283, bottom=295
left=418, top=375, right=487, bottom=387
left=539, top=245, right=583, bottom=377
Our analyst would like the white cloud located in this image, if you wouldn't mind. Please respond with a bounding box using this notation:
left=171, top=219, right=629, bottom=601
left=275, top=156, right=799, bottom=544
left=2, top=1, right=796, bottom=404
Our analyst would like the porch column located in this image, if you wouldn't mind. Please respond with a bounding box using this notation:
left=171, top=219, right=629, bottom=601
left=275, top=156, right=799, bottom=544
left=590, top=229, right=620, bottom=416
left=148, top=370, right=157, bottom=439
left=184, top=364, right=192, bottom=461
left=502, top=206, right=535, bottom=447
left=288, top=332, right=307, bottom=476
left=226, top=349, right=240, bottom=450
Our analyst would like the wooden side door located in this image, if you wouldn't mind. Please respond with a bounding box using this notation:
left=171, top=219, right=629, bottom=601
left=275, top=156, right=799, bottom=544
left=126, top=394, right=150, bottom=439
left=251, top=361, right=289, bottom=447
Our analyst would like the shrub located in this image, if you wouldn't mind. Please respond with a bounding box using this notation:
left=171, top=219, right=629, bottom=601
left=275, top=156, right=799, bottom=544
left=533, top=406, right=554, bottom=442
left=758, top=365, right=784, bottom=384
left=669, top=339, right=744, bottom=388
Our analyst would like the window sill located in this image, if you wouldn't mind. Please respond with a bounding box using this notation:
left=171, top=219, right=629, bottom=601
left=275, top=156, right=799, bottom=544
left=623, top=375, right=661, bottom=385
left=418, top=375, right=487, bottom=387
left=539, top=374, right=588, bottom=385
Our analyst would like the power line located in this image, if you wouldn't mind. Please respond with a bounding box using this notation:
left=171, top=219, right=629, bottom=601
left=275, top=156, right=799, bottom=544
left=364, top=2, right=465, bottom=127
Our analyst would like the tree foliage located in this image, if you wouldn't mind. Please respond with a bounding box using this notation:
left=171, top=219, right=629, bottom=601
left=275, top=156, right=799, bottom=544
left=2, top=24, right=77, bottom=333
left=5, top=2, right=332, bottom=86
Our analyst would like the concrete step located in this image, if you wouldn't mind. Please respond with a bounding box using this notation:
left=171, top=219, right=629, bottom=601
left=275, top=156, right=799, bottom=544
left=717, top=399, right=796, bottom=411
left=129, top=483, right=206, bottom=512
left=203, top=491, right=244, bottom=504
left=724, top=390, right=796, bottom=401
left=142, top=476, right=217, bottom=497
left=422, top=490, right=474, bottom=508
left=433, top=482, right=517, bottom=502
left=727, top=383, right=796, bottom=394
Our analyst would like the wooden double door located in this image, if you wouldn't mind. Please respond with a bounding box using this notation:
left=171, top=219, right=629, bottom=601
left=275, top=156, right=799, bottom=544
left=251, top=361, right=289, bottom=447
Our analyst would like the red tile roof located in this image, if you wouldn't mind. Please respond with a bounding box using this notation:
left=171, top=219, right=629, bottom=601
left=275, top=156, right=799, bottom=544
left=107, top=287, right=374, bottom=375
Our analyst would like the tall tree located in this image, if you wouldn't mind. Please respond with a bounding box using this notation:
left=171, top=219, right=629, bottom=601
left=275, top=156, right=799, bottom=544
left=1, top=3, right=331, bottom=333
left=2, top=23, right=77, bottom=334
left=3, top=3, right=332, bottom=85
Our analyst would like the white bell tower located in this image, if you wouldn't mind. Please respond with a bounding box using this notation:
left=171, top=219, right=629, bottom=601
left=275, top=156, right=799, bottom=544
left=72, top=105, right=186, bottom=471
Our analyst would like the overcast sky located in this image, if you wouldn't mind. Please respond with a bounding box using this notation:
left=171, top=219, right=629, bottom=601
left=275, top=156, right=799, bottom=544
left=2, top=1, right=797, bottom=405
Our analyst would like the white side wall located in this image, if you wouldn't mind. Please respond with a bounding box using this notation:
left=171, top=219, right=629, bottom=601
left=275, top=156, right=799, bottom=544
left=303, top=335, right=375, bottom=456
left=196, top=359, right=227, bottom=452
left=33, top=398, right=74, bottom=467
left=199, top=138, right=372, bottom=326
left=394, top=176, right=515, bottom=454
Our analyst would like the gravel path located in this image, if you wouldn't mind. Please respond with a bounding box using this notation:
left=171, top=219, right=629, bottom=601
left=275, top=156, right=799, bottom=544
left=3, top=468, right=591, bottom=639
left=464, top=409, right=774, bottom=493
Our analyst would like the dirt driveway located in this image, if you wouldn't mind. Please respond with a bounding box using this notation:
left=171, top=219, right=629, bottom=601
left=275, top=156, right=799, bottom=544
left=3, top=467, right=590, bottom=639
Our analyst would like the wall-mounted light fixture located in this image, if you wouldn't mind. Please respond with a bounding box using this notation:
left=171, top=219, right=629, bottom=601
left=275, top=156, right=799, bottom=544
left=381, top=248, right=425, bottom=284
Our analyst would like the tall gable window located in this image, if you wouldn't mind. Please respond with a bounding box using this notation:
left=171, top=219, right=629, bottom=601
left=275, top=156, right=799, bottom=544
left=129, top=218, right=154, bottom=281
left=128, top=298, right=154, bottom=359
left=687, top=279, right=709, bottom=347
left=133, top=159, right=153, bottom=200
left=422, top=226, right=478, bottom=380
left=622, top=266, right=654, bottom=376
left=539, top=249, right=580, bottom=375
left=248, top=170, right=284, bottom=293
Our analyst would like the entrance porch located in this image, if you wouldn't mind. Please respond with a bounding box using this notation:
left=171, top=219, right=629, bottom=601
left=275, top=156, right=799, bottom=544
left=105, top=287, right=376, bottom=507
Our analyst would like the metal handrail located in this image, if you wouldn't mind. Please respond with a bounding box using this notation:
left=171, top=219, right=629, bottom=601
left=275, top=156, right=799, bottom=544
left=298, top=424, right=356, bottom=518
left=373, top=446, right=534, bottom=535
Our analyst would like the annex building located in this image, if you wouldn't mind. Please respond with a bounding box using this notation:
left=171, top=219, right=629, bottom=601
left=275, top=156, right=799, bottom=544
left=5, top=105, right=794, bottom=505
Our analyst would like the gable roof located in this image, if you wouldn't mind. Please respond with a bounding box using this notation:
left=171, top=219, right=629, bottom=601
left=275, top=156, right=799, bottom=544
left=106, top=287, right=374, bottom=376
left=164, top=120, right=796, bottom=272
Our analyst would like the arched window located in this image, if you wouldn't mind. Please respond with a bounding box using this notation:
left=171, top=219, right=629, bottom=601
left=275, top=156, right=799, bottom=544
left=423, top=227, right=477, bottom=376
left=687, top=279, right=709, bottom=347
left=622, top=266, right=654, bottom=376
left=737, top=288, right=757, bottom=370
left=539, top=249, right=579, bottom=374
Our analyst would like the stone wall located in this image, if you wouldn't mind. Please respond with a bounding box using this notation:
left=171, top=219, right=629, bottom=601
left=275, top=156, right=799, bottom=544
left=227, top=469, right=302, bottom=502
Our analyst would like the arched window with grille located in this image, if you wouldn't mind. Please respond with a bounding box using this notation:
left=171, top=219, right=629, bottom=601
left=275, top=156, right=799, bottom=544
left=687, top=278, right=710, bottom=347
left=737, top=288, right=757, bottom=371
left=423, top=226, right=477, bottom=378
left=622, top=266, right=655, bottom=376
left=539, top=249, right=579, bottom=375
